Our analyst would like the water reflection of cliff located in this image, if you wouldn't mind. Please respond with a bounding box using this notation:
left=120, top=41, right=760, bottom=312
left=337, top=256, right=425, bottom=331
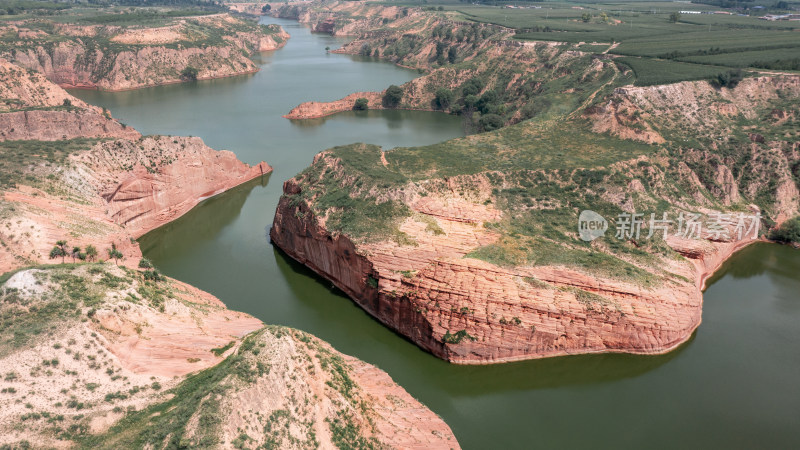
left=289, top=109, right=430, bottom=129
left=139, top=175, right=269, bottom=259
left=706, top=242, right=800, bottom=286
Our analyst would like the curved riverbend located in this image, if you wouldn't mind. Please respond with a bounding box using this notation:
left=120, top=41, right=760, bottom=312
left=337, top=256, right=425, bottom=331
left=72, top=17, right=800, bottom=450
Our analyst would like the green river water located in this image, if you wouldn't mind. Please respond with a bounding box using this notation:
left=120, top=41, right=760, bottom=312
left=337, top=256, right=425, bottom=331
left=72, top=17, right=800, bottom=450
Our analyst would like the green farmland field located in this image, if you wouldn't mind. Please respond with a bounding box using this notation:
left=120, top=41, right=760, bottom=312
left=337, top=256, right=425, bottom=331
left=615, top=57, right=734, bottom=86
left=442, top=1, right=800, bottom=85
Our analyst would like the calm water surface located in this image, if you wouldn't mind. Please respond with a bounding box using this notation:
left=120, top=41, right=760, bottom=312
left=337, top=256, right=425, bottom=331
left=72, top=17, right=800, bottom=449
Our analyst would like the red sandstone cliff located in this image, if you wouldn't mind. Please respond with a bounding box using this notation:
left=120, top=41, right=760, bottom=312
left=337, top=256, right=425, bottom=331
left=271, top=177, right=702, bottom=363
left=78, top=137, right=272, bottom=237
left=284, top=91, right=384, bottom=119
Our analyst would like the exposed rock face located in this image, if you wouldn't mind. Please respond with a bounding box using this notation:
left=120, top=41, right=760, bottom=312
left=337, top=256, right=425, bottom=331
left=0, top=58, right=140, bottom=140
left=0, top=109, right=141, bottom=141
left=589, top=76, right=800, bottom=145
left=0, top=265, right=459, bottom=449
left=76, top=137, right=272, bottom=236
left=272, top=178, right=708, bottom=363
left=0, top=136, right=272, bottom=273
left=11, top=41, right=260, bottom=91
left=285, top=91, right=383, bottom=119
left=279, top=1, right=615, bottom=125
left=0, top=59, right=84, bottom=109
left=2, top=15, right=289, bottom=91
left=313, top=17, right=337, bottom=34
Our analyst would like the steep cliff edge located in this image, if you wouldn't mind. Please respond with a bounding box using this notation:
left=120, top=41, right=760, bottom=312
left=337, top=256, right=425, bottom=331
left=1, top=12, right=289, bottom=91
left=0, top=265, right=459, bottom=448
left=272, top=76, right=800, bottom=364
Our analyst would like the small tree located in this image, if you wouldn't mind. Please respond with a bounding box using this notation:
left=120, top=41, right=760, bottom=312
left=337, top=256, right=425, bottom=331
left=353, top=98, right=369, bottom=111
left=769, top=217, right=800, bottom=243
left=138, top=258, right=153, bottom=269
left=49, top=246, right=66, bottom=263
left=261, top=4, right=271, bottom=13
left=49, top=240, right=68, bottom=263
left=478, top=114, right=504, bottom=132
left=382, top=85, right=403, bottom=108
left=180, top=66, right=198, bottom=82
left=85, top=245, right=98, bottom=262
left=434, top=88, right=454, bottom=110
left=669, top=12, right=680, bottom=23
left=71, top=247, right=81, bottom=263
left=447, top=46, right=457, bottom=64
left=712, top=69, right=744, bottom=89
left=107, top=244, right=123, bottom=266
left=581, top=13, right=591, bottom=23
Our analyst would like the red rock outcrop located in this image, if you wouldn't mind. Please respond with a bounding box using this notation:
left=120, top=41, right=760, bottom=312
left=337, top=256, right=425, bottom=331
left=0, top=110, right=140, bottom=141
left=271, top=179, right=719, bottom=363
left=77, top=137, right=272, bottom=237
left=284, top=91, right=383, bottom=119
left=271, top=138, right=793, bottom=364
left=0, top=265, right=460, bottom=449
left=271, top=179, right=774, bottom=363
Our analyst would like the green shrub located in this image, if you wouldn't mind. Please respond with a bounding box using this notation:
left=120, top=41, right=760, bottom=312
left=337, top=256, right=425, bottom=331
left=434, top=88, right=453, bottom=111
left=382, top=85, right=403, bottom=108
left=142, top=270, right=162, bottom=282
left=179, top=66, right=198, bottom=82
left=478, top=114, right=504, bottom=132
left=712, top=69, right=744, bottom=89
left=366, top=276, right=378, bottom=289
left=353, top=98, right=369, bottom=111
left=769, top=217, right=800, bottom=244
left=442, top=329, right=476, bottom=344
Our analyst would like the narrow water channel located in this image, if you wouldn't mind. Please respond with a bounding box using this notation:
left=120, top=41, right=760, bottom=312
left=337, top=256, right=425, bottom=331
left=71, top=17, right=800, bottom=450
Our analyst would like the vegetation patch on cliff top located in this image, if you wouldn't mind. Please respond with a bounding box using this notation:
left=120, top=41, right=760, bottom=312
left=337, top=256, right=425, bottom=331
left=0, top=138, right=99, bottom=189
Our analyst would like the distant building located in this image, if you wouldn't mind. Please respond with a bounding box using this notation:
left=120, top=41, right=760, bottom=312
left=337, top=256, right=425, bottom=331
left=680, top=10, right=702, bottom=14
